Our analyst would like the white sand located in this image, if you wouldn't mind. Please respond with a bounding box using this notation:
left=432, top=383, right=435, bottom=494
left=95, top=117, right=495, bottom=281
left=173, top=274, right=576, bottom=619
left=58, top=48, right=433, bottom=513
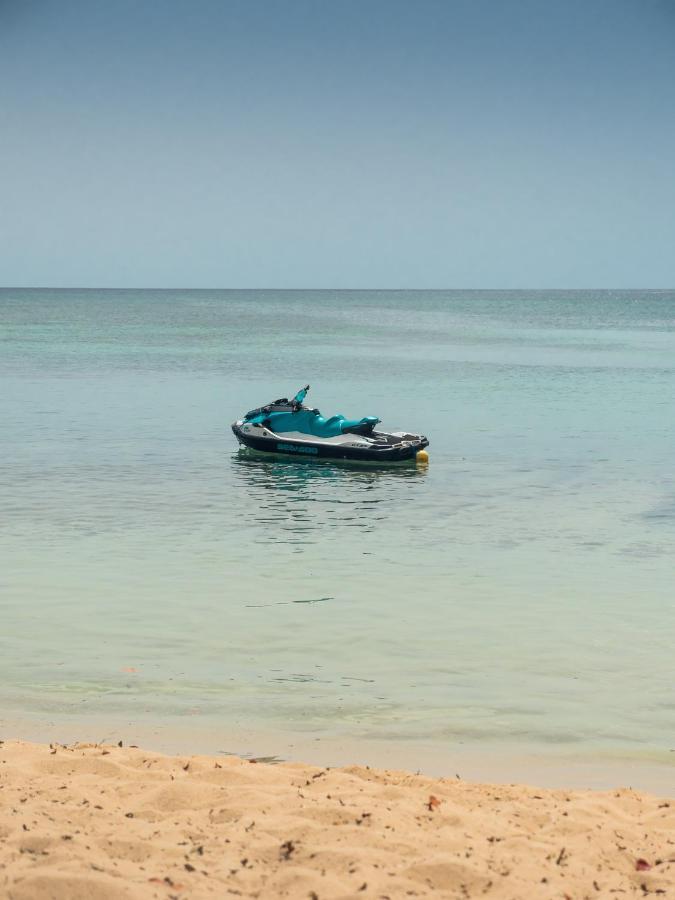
left=1, top=740, right=673, bottom=898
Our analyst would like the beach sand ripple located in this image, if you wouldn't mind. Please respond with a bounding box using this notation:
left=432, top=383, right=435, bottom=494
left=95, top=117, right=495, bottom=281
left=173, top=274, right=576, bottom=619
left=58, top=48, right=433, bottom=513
left=0, top=741, right=673, bottom=898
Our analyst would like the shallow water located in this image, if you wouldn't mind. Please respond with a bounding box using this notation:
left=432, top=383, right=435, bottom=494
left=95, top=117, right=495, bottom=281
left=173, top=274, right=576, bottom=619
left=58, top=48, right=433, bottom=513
left=2, top=289, right=674, bottom=776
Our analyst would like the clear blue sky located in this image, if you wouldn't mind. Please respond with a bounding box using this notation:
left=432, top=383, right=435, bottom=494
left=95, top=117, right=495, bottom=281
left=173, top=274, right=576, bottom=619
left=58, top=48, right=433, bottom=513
left=1, top=0, right=674, bottom=288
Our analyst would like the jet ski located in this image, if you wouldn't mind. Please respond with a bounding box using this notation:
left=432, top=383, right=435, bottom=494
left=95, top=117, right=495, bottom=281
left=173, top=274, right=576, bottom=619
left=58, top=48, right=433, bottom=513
left=232, top=385, right=429, bottom=463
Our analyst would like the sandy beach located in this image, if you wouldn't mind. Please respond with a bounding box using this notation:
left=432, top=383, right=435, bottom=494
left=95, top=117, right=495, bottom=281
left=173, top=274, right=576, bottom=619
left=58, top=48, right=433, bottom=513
left=1, top=741, right=673, bottom=899
left=5, top=0, right=675, bottom=895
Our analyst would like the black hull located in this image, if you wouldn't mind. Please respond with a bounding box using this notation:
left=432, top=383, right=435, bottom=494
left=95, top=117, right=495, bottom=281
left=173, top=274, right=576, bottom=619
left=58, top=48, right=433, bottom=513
left=232, top=424, right=426, bottom=463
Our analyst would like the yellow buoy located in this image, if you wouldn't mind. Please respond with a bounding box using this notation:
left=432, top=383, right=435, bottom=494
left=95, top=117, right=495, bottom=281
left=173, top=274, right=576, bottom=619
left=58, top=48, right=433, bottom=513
left=416, top=449, right=429, bottom=464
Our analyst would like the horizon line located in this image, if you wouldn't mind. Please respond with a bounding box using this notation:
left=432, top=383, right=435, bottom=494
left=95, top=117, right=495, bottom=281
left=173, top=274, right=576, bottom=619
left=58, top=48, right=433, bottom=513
left=2, top=286, right=674, bottom=293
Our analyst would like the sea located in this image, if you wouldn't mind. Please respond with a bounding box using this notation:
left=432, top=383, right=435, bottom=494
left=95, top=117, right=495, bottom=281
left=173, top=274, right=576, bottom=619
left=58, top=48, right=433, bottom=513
left=2, top=289, right=674, bottom=787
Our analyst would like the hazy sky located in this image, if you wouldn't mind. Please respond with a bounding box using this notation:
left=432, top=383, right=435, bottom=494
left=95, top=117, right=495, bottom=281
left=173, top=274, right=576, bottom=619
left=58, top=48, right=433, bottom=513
left=1, top=0, right=674, bottom=288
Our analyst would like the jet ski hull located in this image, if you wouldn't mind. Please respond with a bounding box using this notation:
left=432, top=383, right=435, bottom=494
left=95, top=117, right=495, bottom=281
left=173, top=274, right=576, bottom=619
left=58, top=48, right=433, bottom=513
left=231, top=422, right=427, bottom=463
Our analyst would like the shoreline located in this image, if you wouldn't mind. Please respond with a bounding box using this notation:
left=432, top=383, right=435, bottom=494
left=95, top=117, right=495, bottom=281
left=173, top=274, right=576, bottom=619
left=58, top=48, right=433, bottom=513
left=0, top=739, right=673, bottom=899
left=3, top=714, right=674, bottom=794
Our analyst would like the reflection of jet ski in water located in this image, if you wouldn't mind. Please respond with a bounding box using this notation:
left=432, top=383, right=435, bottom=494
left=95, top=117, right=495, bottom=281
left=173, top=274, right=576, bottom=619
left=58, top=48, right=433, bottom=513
left=232, top=385, right=429, bottom=463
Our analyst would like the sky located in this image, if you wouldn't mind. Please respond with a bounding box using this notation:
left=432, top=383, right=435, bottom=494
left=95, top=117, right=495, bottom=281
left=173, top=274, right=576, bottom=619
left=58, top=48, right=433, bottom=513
left=1, top=0, right=674, bottom=288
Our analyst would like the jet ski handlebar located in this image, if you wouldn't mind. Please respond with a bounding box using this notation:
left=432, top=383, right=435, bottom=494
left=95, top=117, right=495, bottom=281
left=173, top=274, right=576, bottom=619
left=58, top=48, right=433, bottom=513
left=243, top=385, right=311, bottom=421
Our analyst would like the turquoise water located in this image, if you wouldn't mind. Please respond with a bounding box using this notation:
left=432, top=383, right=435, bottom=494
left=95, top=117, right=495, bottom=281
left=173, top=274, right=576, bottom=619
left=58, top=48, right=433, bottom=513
left=2, top=289, right=674, bottom=774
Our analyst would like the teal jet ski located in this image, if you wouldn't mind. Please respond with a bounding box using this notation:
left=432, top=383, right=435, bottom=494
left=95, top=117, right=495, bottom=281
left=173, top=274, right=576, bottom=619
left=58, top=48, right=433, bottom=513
left=232, top=386, right=429, bottom=463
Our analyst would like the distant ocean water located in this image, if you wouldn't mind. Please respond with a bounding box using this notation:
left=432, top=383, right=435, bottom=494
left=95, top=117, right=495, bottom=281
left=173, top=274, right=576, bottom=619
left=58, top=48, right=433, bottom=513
left=2, top=289, right=674, bottom=776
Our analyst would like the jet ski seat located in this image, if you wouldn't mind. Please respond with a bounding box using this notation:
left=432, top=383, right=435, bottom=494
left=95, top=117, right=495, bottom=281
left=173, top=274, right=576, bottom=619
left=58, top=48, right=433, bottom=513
left=257, top=409, right=380, bottom=439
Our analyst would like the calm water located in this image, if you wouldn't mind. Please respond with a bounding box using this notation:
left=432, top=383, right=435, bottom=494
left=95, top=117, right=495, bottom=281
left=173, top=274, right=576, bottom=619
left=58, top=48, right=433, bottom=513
left=2, top=290, right=674, bottom=775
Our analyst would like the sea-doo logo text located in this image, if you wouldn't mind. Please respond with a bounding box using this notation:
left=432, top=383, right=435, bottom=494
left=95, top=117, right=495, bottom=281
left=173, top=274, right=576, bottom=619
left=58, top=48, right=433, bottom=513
left=277, top=442, right=318, bottom=455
